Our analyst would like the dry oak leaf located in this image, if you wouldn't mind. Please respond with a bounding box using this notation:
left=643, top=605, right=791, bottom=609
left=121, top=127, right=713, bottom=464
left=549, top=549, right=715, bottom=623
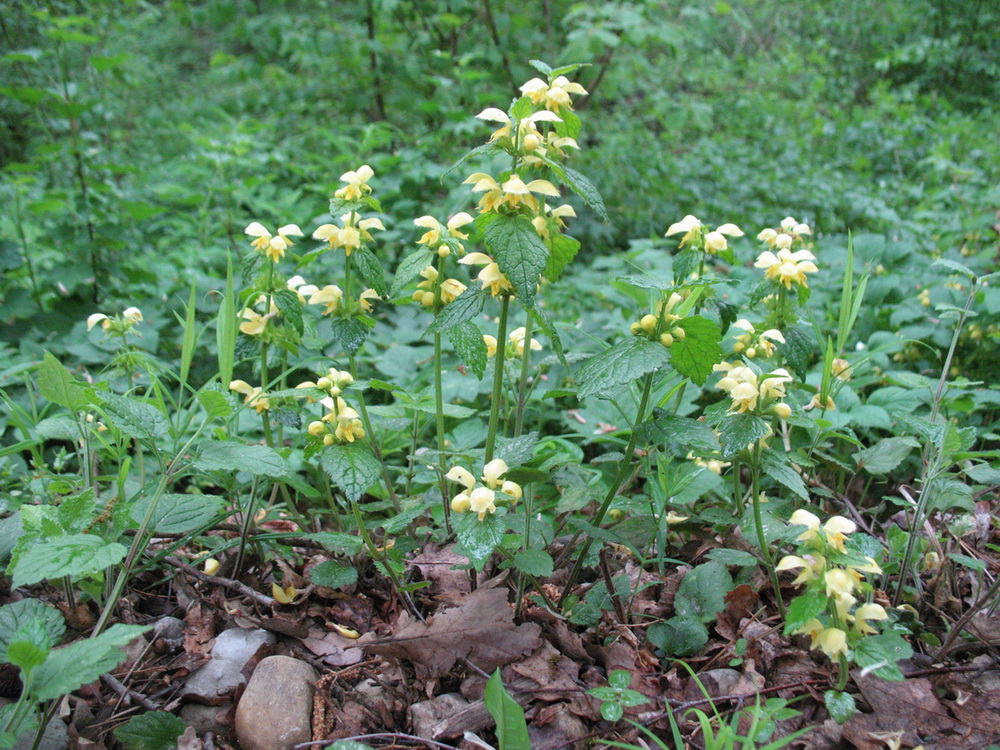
left=361, top=586, right=541, bottom=677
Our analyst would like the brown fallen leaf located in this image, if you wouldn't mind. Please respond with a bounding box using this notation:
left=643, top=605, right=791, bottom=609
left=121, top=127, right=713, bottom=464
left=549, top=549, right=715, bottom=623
left=362, top=586, right=541, bottom=677
left=300, top=628, right=365, bottom=667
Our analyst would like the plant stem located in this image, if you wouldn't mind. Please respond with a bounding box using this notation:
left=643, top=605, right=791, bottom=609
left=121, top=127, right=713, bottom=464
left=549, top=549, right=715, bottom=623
left=484, top=295, right=511, bottom=463
left=350, top=499, right=424, bottom=621
left=348, top=353, right=400, bottom=512
left=513, top=310, right=534, bottom=438
left=559, top=372, right=655, bottom=604
left=433, top=331, right=452, bottom=533
left=751, top=443, right=785, bottom=618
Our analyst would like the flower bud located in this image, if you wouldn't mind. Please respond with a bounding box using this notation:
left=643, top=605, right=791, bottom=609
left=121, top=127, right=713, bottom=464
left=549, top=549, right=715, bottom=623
left=608, top=509, right=623, bottom=521
left=630, top=321, right=643, bottom=335
left=451, top=493, right=471, bottom=514
left=203, top=558, right=220, bottom=576
left=673, top=327, right=686, bottom=341
left=773, top=402, right=792, bottom=420
left=640, top=314, right=658, bottom=334
left=523, top=133, right=540, bottom=151
left=660, top=332, right=674, bottom=347
left=733, top=341, right=745, bottom=353
left=437, top=245, right=451, bottom=258
left=323, top=434, right=335, bottom=446
left=308, top=420, right=326, bottom=436
left=746, top=347, right=757, bottom=359
left=316, top=377, right=332, bottom=391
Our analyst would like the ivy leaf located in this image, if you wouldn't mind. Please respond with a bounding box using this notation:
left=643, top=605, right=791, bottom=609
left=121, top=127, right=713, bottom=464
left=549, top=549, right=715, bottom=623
left=271, top=288, right=304, bottom=335
left=483, top=214, right=548, bottom=309
left=98, top=392, right=168, bottom=442
left=38, top=352, right=89, bottom=412
left=12, top=535, right=128, bottom=588
left=670, top=316, right=722, bottom=386
left=716, top=413, right=770, bottom=458
left=761, top=452, right=809, bottom=501
left=544, top=232, right=580, bottom=282
left=389, top=248, right=432, bottom=299
left=31, top=623, right=151, bottom=702
left=354, top=246, right=388, bottom=298
left=320, top=443, right=381, bottom=503
left=576, top=339, right=670, bottom=399
left=427, top=282, right=485, bottom=334
left=447, top=320, right=488, bottom=379
left=636, top=412, right=721, bottom=456
left=455, top=512, right=505, bottom=571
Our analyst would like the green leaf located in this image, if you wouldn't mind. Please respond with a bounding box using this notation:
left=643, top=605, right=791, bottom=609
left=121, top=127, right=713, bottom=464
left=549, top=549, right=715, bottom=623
left=309, top=560, right=359, bottom=589
left=647, top=616, right=709, bottom=657
left=495, top=433, right=538, bottom=466
left=509, top=95, right=535, bottom=121
left=427, top=282, right=485, bottom=334
left=854, top=436, right=920, bottom=475
left=444, top=143, right=502, bottom=177
left=483, top=214, right=548, bottom=309
left=706, top=548, right=760, bottom=567
left=853, top=632, right=912, bottom=682
left=560, top=165, right=608, bottom=222
left=354, top=246, right=388, bottom=298
left=57, top=489, right=97, bottom=532
left=389, top=248, right=432, bottom=299
left=178, top=283, right=199, bottom=388
left=32, top=623, right=150, bottom=702
left=529, top=305, right=568, bottom=368
left=554, top=108, right=581, bottom=140
left=304, top=532, right=364, bottom=554
left=455, top=512, right=505, bottom=571
left=8, top=638, right=49, bottom=671
left=329, top=317, right=371, bottom=355
left=716, top=413, right=770, bottom=458
left=601, top=701, right=624, bottom=722
left=824, top=690, right=856, bottom=725
left=197, top=384, right=235, bottom=421
left=637, top=413, right=721, bottom=456
left=38, top=352, right=89, bottom=412
left=131, top=493, right=226, bottom=534
left=782, top=594, right=827, bottom=635
left=609, top=670, right=631, bottom=689
left=528, top=59, right=552, bottom=75
left=782, top=324, right=814, bottom=379
left=448, top=321, right=488, bottom=379
left=271, top=288, right=304, bottom=335
left=196, top=442, right=291, bottom=478
left=0, top=600, right=65, bottom=662
left=761, top=452, right=809, bottom=501
left=512, top=549, right=554, bottom=577
left=114, top=711, right=186, bottom=750
left=932, top=258, right=975, bottom=279
left=484, top=669, right=531, bottom=750
left=544, top=232, right=580, bottom=282
left=12, top=534, right=128, bottom=588
left=673, top=562, right=733, bottom=622
left=99, top=392, right=168, bottom=442
left=320, top=443, right=381, bottom=503
left=576, top=339, right=670, bottom=399
left=670, top=316, right=722, bottom=386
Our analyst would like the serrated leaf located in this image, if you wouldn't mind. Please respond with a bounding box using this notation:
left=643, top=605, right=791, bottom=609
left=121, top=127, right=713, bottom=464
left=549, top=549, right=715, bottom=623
left=38, top=352, right=89, bottom=411
left=783, top=594, right=827, bottom=634
left=647, top=616, right=709, bottom=657
left=853, top=632, right=912, bottom=681
left=427, top=281, right=485, bottom=334
left=455, top=512, right=505, bottom=570
left=448, top=321, right=488, bottom=379
left=32, top=623, right=150, bottom=702
left=854, top=436, right=920, bottom=475
left=932, top=258, right=975, bottom=279
left=99, top=392, right=168, bottom=442
left=716, top=413, right=770, bottom=458
left=782, top=324, right=814, bottom=379
left=304, top=532, right=364, bottom=554
left=508, top=95, right=534, bottom=121
left=483, top=214, right=548, bottom=309
left=706, top=548, right=760, bottom=567
left=197, top=384, right=235, bottom=420
left=528, top=59, right=552, bottom=75
left=309, top=560, right=359, bottom=589
left=671, top=316, right=722, bottom=385
left=761, top=452, right=809, bottom=501
left=389, top=248, right=432, bottom=299
left=495, top=433, right=537, bottom=466
left=529, top=305, right=567, bottom=367
left=12, top=535, right=128, bottom=588
left=576, top=339, right=670, bottom=399
left=512, top=549, right=553, bottom=577
left=329, top=317, right=371, bottom=354
left=544, top=232, right=580, bottom=281
left=0, top=600, right=65, bottom=662
left=825, top=690, right=856, bottom=725
left=637, top=413, right=721, bottom=456
left=320, top=443, right=381, bottom=503
left=560, top=165, right=607, bottom=222
left=131, top=493, right=226, bottom=534
left=114, top=711, right=186, bottom=750
left=354, top=246, right=388, bottom=298
left=196, top=441, right=290, bottom=478
left=674, top=562, right=733, bottom=622
left=271, top=287, right=304, bottom=335
left=554, top=108, right=581, bottom=140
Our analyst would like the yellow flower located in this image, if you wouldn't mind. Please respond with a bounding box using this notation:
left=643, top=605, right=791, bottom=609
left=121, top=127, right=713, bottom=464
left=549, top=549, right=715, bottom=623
left=414, top=212, right=475, bottom=255
left=334, top=164, right=374, bottom=201
left=759, top=368, right=793, bottom=400
left=817, top=627, right=848, bottom=659
left=459, top=252, right=514, bottom=297
left=664, top=511, right=689, bottom=524
left=509, top=326, right=542, bottom=356
left=754, top=248, right=819, bottom=289
left=481, top=458, right=509, bottom=489
left=758, top=218, right=812, bottom=248
left=483, top=334, right=498, bottom=357
left=463, top=172, right=560, bottom=214
left=731, top=319, right=785, bottom=358
left=446, top=466, right=477, bottom=490
left=451, top=492, right=472, bottom=513
left=287, top=275, right=319, bottom=303
left=229, top=380, right=270, bottom=413
left=469, top=487, right=497, bottom=520
left=821, top=516, right=856, bottom=552
left=313, top=215, right=385, bottom=256
left=203, top=558, right=220, bottom=576
left=825, top=568, right=856, bottom=599
left=832, top=358, right=852, bottom=381
left=245, top=222, right=304, bottom=263
left=665, top=217, right=742, bottom=253
left=805, top=392, right=836, bottom=412
left=307, top=285, right=344, bottom=315
left=87, top=313, right=111, bottom=331
left=519, top=75, right=588, bottom=111
left=358, top=288, right=380, bottom=313
left=475, top=107, right=562, bottom=144
left=414, top=266, right=466, bottom=307
left=776, top=554, right=827, bottom=586
left=665, top=215, right=703, bottom=248
left=502, top=480, right=523, bottom=505
left=853, top=603, right=888, bottom=635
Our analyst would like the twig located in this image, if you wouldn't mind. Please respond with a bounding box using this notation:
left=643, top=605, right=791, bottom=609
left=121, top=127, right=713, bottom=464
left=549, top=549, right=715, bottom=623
left=295, top=733, right=463, bottom=750
left=599, top=547, right=630, bottom=626
left=163, top=555, right=275, bottom=607
left=101, top=673, right=161, bottom=711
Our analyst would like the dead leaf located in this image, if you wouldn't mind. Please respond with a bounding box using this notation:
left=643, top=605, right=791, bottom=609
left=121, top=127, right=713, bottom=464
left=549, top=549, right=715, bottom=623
left=362, top=586, right=541, bottom=677
left=300, top=627, right=364, bottom=666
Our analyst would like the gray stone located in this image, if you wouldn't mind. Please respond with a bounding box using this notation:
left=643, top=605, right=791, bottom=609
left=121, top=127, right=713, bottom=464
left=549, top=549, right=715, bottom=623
left=235, top=656, right=317, bottom=750
left=179, top=702, right=232, bottom=734
left=183, top=628, right=275, bottom=702
left=409, top=693, right=470, bottom=740
left=153, top=616, right=186, bottom=651
left=12, top=713, right=68, bottom=750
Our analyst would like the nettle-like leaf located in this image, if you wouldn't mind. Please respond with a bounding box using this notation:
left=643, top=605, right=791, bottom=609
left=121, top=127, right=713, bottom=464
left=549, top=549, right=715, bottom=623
left=12, top=534, right=128, bottom=588
left=716, top=413, right=771, bottom=458
left=320, top=442, right=381, bottom=503
left=38, top=352, right=89, bottom=412
left=483, top=214, right=548, bottom=309
left=673, top=561, right=733, bottom=623
left=637, top=412, right=721, bottom=456
left=389, top=248, right=432, bottom=299
left=271, top=287, right=304, bottom=335
left=196, top=441, right=291, bottom=478
left=114, top=711, right=187, bottom=750
left=647, top=615, right=709, bottom=657
left=455, top=512, right=506, bottom=571
left=544, top=232, right=580, bottom=282
left=0, top=600, right=65, bottom=663
left=131, top=493, right=226, bottom=534
left=197, top=383, right=235, bottom=421
left=854, top=436, right=920, bottom=475
left=530, top=305, right=567, bottom=367
left=329, top=317, right=372, bottom=354
left=782, top=594, right=827, bottom=635
left=31, top=624, right=151, bottom=702
left=670, top=316, right=722, bottom=386
left=761, top=452, right=810, bottom=501
left=510, top=549, right=554, bottom=577
left=537, top=154, right=608, bottom=222
left=576, top=339, right=671, bottom=399
left=354, top=246, right=388, bottom=298
left=98, top=392, right=168, bottom=442
left=447, top=320, right=488, bottom=379
left=309, top=560, right=359, bottom=589
left=782, top=323, right=813, bottom=379
left=825, top=690, right=857, bottom=725
left=427, top=282, right=485, bottom=334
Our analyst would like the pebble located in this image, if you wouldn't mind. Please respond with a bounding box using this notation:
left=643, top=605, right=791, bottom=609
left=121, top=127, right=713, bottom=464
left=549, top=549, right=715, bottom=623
left=182, top=628, right=275, bottom=702
left=234, top=656, right=317, bottom=750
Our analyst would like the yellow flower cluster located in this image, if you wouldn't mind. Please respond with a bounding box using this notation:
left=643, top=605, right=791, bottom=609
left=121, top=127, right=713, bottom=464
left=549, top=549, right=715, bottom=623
left=305, top=285, right=380, bottom=316
left=413, top=213, right=474, bottom=257
left=464, top=172, right=560, bottom=215
left=296, top=367, right=354, bottom=398
left=412, top=266, right=467, bottom=308
left=86, top=306, right=143, bottom=333
left=629, top=292, right=686, bottom=347
left=459, top=252, right=513, bottom=297
left=297, top=369, right=364, bottom=444
left=313, top=214, right=385, bottom=256
left=240, top=296, right=279, bottom=335
left=245, top=222, right=304, bottom=263
left=532, top=203, right=577, bottom=241
left=519, top=75, right=588, bottom=112
left=334, top=164, right=374, bottom=201
left=447, top=459, right=523, bottom=521
left=757, top=216, right=812, bottom=249
left=731, top=319, right=785, bottom=359
left=713, top=362, right=793, bottom=418
left=754, top=247, right=819, bottom=289
left=664, top=215, right=744, bottom=254
left=229, top=380, right=270, bottom=414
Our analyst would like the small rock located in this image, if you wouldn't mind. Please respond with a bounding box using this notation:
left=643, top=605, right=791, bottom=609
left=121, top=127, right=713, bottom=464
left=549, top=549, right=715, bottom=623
left=179, top=702, right=231, bottom=735
left=235, top=656, right=317, bottom=750
left=153, top=616, right=186, bottom=652
left=183, top=628, right=275, bottom=703
left=12, top=714, right=68, bottom=750
left=409, top=693, right=469, bottom=740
